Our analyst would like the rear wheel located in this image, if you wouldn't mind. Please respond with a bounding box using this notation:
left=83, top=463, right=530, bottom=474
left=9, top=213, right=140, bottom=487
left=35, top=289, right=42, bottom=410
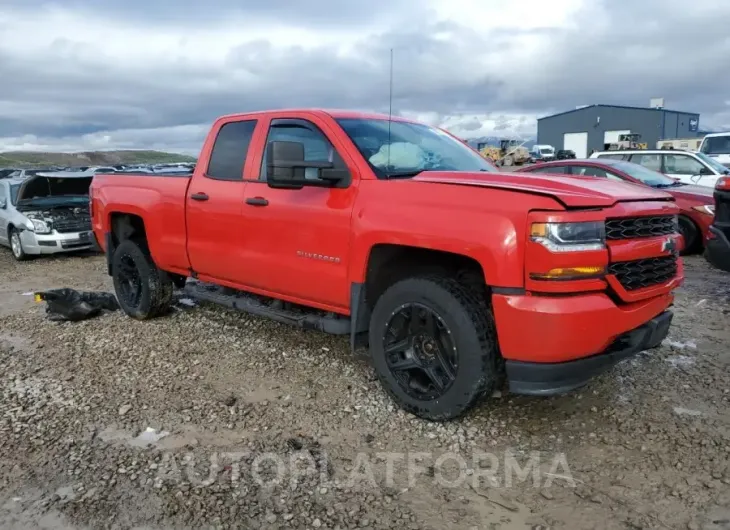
left=368, top=275, right=500, bottom=421
left=111, top=239, right=173, bottom=319
left=678, top=216, right=700, bottom=255
left=9, top=228, right=28, bottom=261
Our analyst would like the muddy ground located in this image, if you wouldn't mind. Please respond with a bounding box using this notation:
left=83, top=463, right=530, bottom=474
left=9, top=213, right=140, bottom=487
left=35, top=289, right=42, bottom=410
left=0, top=249, right=729, bottom=530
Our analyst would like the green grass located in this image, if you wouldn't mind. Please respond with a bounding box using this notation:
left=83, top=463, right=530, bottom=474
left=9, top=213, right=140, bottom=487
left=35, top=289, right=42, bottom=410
left=0, top=150, right=196, bottom=168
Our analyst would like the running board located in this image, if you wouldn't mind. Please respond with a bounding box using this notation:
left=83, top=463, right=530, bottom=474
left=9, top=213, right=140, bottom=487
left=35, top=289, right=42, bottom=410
left=183, top=280, right=351, bottom=335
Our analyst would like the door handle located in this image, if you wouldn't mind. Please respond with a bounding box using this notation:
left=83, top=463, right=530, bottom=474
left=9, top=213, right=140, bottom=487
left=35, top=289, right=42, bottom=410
left=245, top=197, right=269, bottom=206
left=190, top=192, right=209, bottom=201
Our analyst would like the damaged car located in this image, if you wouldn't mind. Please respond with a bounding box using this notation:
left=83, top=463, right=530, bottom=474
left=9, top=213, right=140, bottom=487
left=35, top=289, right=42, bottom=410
left=0, top=173, right=94, bottom=261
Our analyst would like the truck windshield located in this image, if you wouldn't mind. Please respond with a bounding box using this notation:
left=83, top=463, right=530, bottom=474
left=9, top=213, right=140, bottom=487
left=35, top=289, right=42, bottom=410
left=700, top=135, right=730, bottom=155
left=336, top=118, right=496, bottom=178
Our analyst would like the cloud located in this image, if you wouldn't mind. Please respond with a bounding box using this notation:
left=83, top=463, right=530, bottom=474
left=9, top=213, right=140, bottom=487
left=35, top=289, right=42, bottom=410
left=0, top=0, right=728, bottom=153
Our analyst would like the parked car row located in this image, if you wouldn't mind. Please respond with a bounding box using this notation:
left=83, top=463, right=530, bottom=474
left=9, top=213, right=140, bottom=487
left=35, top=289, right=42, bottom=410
left=520, top=158, right=716, bottom=254
left=589, top=149, right=729, bottom=189
left=0, top=163, right=195, bottom=260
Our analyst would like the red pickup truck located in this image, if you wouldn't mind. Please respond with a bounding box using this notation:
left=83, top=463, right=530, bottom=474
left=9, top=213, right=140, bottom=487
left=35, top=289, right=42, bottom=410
left=90, top=109, right=684, bottom=420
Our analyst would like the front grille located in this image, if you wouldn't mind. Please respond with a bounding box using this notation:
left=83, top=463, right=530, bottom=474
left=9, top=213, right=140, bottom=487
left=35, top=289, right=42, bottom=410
left=609, top=256, right=677, bottom=291
left=53, top=218, right=91, bottom=233
left=605, top=215, right=677, bottom=240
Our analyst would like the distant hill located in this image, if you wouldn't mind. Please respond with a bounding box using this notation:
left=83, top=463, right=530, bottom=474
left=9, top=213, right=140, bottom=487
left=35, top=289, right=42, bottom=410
left=0, top=150, right=196, bottom=168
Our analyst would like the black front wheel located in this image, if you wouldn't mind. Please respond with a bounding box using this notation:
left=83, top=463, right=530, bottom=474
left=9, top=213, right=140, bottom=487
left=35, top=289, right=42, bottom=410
left=678, top=216, right=700, bottom=255
left=368, top=275, right=500, bottom=421
left=111, top=239, right=173, bottom=319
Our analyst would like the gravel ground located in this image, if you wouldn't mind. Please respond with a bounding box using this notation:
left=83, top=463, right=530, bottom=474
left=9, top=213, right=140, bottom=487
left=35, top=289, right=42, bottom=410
left=0, top=249, right=729, bottom=530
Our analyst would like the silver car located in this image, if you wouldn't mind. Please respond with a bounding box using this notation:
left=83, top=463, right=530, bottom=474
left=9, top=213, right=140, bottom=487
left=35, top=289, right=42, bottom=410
left=0, top=172, right=95, bottom=260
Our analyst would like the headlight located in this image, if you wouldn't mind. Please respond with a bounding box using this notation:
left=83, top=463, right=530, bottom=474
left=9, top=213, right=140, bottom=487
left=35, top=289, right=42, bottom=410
left=691, top=205, right=715, bottom=216
left=30, top=219, right=51, bottom=234
left=530, top=221, right=605, bottom=252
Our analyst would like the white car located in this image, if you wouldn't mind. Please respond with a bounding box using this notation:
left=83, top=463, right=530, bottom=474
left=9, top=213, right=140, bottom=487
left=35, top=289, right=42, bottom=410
left=699, top=132, right=730, bottom=168
left=589, top=149, right=730, bottom=188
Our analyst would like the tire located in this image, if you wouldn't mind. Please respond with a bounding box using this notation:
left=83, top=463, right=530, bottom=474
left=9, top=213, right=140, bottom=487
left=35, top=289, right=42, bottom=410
left=9, top=227, right=29, bottom=261
left=678, top=216, right=700, bottom=255
left=368, top=275, right=500, bottom=421
left=111, top=239, right=173, bottom=320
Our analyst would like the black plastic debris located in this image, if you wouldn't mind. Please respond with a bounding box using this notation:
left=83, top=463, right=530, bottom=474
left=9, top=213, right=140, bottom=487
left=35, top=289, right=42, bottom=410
left=34, top=288, right=119, bottom=322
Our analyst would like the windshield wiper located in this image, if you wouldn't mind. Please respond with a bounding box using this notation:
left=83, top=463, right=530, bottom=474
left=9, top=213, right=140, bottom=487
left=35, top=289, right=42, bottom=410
left=654, top=182, right=684, bottom=188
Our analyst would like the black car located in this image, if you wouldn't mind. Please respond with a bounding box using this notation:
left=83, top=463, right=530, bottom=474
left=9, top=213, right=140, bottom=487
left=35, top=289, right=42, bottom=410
left=705, top=177, right=730, bottom=272
left=555, top=150, right=576, bottom=160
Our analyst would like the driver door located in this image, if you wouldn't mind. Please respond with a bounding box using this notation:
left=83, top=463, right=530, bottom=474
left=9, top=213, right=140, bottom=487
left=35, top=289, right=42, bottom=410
left=238, top=117, right=358, bottom=311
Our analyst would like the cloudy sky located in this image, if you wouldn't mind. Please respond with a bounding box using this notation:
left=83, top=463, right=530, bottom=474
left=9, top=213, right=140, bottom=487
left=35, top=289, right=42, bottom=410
left=1, top=0, right=728, bottom=155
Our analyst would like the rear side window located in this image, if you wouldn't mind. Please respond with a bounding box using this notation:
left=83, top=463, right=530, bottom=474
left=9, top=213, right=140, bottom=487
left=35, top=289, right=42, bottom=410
left=206, top=120, right=258, bottom=181
left=630, top=154, right=662, bottom=172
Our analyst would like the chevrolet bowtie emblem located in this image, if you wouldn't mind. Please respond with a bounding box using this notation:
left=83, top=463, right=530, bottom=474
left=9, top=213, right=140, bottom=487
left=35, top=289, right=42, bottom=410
left=661, top=237, right=677, bottom=255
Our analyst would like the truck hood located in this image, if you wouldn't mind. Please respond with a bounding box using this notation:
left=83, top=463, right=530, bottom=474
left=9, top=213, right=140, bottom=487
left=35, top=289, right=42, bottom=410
left=412, top=171, right=673, bottom=208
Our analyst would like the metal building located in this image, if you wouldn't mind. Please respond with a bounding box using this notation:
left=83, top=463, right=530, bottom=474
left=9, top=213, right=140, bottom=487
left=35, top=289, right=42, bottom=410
left=536, top=104, right=701, bottom=158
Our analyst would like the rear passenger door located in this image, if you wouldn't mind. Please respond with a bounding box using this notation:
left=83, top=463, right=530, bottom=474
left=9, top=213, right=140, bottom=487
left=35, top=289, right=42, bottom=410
left=186, top=119, right=259, bottom=283
left=661, top=153, right=709, bottom=185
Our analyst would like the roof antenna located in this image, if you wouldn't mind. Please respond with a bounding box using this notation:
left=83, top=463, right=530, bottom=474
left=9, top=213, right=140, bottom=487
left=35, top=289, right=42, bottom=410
left=387, top=48, right=393, bottom=173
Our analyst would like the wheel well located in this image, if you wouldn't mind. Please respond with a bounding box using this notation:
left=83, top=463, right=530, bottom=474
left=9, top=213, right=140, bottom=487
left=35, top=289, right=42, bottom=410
left=364, top=244, right=488, bottom=310
left=110, top=213, right=147, bottom=247
left=678, top=214, right=701, bottom=253
left=107, top=213, right=186, bottom=286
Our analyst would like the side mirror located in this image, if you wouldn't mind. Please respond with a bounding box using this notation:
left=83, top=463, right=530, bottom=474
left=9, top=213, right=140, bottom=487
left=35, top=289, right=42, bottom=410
left=266, top=141, right=348, bottom=189
left=699, top=166, right=714, bottom=176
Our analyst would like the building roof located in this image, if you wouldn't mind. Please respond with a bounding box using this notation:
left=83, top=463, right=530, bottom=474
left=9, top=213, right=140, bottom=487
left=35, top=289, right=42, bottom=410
left=537, top=104, right=700, bottom=121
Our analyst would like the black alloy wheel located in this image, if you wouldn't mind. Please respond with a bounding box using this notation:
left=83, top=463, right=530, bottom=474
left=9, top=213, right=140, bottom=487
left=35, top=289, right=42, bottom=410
left=368, top=275, right=500, bottom=421
left=116, top=253, right=143, bottom=309
left=383, top=303, right=458, bottom=400
left=111, top=239, right=173, bottom=319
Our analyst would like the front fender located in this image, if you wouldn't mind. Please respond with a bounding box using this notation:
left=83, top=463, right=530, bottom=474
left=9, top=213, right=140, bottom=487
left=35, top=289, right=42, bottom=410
left=348, top=180, right=564, bottom=287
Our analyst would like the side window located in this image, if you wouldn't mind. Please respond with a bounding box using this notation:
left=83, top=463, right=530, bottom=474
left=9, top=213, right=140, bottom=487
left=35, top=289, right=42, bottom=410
left=528, top=166, right=569, bottom=174
left=596, top=153, right=627, bottom=161
left=206, top=120, right=258, bottom=181
left=663, top=154, right=705, bottom=175
left=575, top=166, right=608, bottom=177
left=630, top=154, right=662, bottom=172
left=260, top=121, right=345, bottom=181
left=0, top=184, right=5, bottom=201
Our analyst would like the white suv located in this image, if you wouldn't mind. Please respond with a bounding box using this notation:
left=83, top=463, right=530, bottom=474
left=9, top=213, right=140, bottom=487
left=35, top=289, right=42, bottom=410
left=589, top=149, right=729, bottom=188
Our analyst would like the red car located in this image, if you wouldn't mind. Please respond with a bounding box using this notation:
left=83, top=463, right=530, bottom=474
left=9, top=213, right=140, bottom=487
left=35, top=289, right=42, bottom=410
left=518, top=159, right=715, bottom=254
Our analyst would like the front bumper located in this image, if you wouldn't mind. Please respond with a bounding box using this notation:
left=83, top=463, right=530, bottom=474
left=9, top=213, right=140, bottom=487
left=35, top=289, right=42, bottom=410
left=505, top=310, right=672, bottom=395
left=705, top=226, right=730, bottom=273
left=19, top=229, right=95, bottom=255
